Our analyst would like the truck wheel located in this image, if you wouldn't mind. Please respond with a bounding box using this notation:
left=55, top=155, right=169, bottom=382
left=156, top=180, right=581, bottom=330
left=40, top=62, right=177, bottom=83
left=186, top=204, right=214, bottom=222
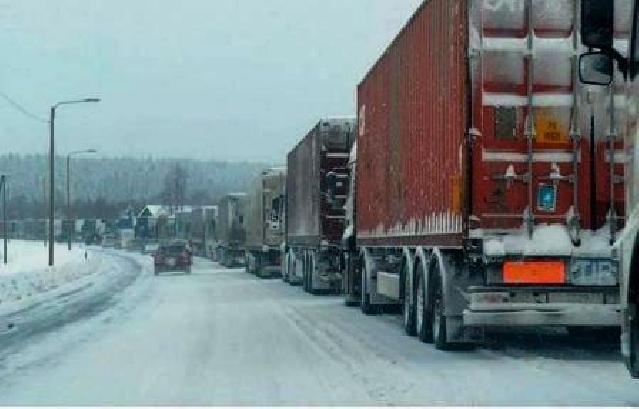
left=403, top=263, right=416, bottom=336
left=415, top=263, right=433, bottom=343
left=154, top=266, right=160, bottom=276
left=360, top=264, right=376, bottom=315
left=430, top=262, right=450, bottom=350
left=308, top=253, right=318, bottom=295
left=302, top=254, right=308, bottom=292
left=283, top=253, right=290, bottom=283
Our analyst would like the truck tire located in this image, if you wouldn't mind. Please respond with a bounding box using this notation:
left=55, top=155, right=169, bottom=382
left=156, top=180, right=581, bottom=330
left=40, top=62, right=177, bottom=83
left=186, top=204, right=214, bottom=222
left=403, top=262, right=416, bottom=336
left=283, top=253, right=290, bottom=283
left=154, top=266, right=160, bottom=276
left=430, top=261, right=451, bottom=350
left=415, top=263, right=433, bottom=343
left=308, top=252, right=318, bottom=295
left=302, top=253, right=309, bottom=292
left=360, top=264, right=377, bottom=315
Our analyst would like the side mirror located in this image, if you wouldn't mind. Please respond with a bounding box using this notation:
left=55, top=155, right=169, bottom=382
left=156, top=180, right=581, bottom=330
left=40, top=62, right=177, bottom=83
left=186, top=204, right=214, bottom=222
left=581, top=0, right=614, bottom=49
left=579, top=52, right=613, bottom=86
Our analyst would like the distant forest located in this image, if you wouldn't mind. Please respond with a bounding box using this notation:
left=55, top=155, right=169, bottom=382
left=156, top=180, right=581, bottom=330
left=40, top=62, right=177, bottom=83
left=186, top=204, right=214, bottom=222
left=0, top=154, right=270, bottom=220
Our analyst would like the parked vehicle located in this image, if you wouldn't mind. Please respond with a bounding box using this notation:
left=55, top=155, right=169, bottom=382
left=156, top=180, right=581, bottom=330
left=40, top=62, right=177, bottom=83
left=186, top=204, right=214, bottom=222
left=283, top=118, right=355, bottom=293
left=216, top=193, right=247, bottom=267
left=101, top=233, right=119, bottom=249
left=153, top=240, right=193, bottom=275
left=337, top=0, right=625, bottom=350
left=578, top=0, right=639, bottom=378
left=245, top=167, right=286, bottom=278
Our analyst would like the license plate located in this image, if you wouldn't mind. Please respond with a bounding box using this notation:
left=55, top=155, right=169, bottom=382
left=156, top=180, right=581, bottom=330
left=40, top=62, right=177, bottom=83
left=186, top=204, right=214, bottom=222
left=166, top=257, right=176, bottom=267
left=503, top=261, right=565, bottom=284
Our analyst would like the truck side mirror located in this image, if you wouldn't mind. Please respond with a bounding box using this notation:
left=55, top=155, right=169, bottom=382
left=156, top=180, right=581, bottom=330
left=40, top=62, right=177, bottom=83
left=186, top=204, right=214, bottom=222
left=581, top=0, right=614, bottom=49
left=579, top=51, right=613, bottom=86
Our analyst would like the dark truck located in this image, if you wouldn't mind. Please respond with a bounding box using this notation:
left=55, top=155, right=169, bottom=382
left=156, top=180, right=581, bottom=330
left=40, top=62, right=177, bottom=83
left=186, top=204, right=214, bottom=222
left=216, top=193, right=247, bottom=267
left=154, top=240, right=193, bottom=275
left=282, top=118, right=355, bottom=293
left=245, top=167, right=286, bottom=278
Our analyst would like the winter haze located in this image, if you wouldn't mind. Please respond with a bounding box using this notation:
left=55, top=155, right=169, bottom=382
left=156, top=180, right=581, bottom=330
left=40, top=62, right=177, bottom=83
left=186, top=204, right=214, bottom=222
left=0, top=0, right=422, bottom=162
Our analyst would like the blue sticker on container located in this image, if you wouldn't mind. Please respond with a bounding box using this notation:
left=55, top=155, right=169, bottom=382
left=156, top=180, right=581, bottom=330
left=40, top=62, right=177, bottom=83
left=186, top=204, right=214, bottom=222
left=537, top=184, right=557, bottom=212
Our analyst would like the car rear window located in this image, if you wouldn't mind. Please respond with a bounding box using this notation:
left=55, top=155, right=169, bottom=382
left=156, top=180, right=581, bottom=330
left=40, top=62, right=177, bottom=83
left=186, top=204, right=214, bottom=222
left=163, top=245, right=186, bottom=255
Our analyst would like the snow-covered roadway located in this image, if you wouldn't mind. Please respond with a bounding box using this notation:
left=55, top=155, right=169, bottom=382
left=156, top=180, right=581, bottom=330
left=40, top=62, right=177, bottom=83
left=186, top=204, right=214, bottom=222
left=0, top=254, right=637, bottom=406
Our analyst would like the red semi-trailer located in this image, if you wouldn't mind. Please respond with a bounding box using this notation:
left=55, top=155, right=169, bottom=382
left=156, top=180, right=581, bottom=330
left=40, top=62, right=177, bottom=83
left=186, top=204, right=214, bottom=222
left=283, top=118, right=355, bottom=293
left=344, top=0, right=627, bottom=348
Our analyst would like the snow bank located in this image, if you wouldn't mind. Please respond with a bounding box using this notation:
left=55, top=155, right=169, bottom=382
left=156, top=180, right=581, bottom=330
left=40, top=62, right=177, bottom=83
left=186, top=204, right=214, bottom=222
left=0, top=241, right=85, bottom=276
left=0, top=241, right=100, bottom=305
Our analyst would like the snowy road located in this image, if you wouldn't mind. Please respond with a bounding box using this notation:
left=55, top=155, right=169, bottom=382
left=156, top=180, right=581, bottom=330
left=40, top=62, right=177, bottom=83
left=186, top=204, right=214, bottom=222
left=0, top=253, right=637, bottom=405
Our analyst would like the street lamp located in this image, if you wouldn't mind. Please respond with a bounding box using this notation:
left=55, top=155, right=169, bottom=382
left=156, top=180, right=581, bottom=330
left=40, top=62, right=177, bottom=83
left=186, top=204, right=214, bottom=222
left=49, top=98, right=101, bottom=266
left=67, top=149, right=97, bottom=251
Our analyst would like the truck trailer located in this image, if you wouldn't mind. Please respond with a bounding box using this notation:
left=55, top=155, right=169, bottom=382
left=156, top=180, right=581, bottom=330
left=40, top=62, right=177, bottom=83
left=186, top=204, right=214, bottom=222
left=216, top=193, right=247, bottom=267
left=342, top=0, right=626, bottom=349
left=245, top=167, right=286, bottom=278
left=283, top=118, right=355, bottom=293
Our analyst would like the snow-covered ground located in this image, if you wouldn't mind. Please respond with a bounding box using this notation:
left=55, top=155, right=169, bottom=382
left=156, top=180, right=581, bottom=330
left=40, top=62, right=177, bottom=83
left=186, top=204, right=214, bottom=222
left=0, top=255, right=637, bottom=406
left=0, top=241, right=100, bottom=308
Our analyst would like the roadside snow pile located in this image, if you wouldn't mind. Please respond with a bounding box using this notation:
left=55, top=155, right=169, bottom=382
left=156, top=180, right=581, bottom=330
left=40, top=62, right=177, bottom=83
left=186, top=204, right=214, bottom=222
left=0, top=241, right=101, bottom=305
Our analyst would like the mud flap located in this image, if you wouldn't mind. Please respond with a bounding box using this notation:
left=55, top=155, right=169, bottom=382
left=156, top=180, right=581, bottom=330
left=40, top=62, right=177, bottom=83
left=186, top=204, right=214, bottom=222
left=446, top=315, right=483, bottom=344
left=625, top=303, right=639, bottom=378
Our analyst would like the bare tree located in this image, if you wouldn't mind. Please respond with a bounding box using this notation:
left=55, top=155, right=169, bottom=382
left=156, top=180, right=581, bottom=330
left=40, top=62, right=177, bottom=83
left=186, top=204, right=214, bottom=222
left=162, top=163, right=189, bottom=214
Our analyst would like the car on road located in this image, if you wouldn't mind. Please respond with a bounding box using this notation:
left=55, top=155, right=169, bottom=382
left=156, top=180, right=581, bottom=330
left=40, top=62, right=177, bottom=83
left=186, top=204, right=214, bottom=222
left=153, top=241, right=193, bottom=275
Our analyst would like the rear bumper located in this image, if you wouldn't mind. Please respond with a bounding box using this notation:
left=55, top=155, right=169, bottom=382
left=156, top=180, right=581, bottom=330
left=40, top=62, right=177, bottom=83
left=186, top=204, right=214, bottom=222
left=257, top=265, right=281, bottom=277
left=463, top=303, right=621, bottom=327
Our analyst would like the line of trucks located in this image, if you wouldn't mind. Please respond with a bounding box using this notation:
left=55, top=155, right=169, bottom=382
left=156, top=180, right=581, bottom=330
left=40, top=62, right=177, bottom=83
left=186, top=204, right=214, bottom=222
left=205, top=0, right=639, bottom=377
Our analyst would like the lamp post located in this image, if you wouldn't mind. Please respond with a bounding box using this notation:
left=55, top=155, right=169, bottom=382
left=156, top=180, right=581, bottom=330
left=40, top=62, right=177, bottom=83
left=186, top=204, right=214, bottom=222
left=67, top=149, right=97, bottom=250
left=49, top=98, right=100, bottom=266
left=1, top=175, right=7, bottom=265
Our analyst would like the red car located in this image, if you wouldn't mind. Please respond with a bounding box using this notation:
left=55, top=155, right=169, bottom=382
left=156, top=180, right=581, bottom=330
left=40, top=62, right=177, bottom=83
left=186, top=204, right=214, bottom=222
left=154, top=241, right=193, bottom=275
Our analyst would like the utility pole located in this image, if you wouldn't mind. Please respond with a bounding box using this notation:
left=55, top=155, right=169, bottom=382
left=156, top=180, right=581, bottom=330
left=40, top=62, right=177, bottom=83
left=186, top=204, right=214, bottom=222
left=43, top=176, right=47, bottom=247
left=48, top=98, right=100, bottom=266
left=49, top=106, right=55, bottom=266
left=1, top=175, right=7, bottom=265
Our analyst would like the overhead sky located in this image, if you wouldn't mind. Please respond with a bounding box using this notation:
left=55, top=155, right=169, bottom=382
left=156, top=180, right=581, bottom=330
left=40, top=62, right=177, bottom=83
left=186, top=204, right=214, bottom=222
left=0, top=0, right=422, bottom=162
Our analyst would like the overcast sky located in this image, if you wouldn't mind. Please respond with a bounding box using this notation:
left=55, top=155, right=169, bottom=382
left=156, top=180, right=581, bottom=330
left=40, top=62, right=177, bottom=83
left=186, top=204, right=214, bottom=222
left=0, top=0, right=421, bottom=162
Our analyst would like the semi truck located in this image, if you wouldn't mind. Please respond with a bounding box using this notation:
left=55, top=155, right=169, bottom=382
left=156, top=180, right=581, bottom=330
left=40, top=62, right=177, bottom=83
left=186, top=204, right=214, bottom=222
left=283, top=118, right=355, bottom=293
left=338, top=0, right=626, bottom=349
left=216, top=193, right=247, bottom=267
left=578, top=0, right=639, bottom=378
left=245, top=167, right=286, bottom=278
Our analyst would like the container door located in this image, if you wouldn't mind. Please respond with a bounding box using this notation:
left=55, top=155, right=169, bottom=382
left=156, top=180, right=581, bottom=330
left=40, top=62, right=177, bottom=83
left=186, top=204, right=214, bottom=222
left=472, top=0, right=626, bottom=240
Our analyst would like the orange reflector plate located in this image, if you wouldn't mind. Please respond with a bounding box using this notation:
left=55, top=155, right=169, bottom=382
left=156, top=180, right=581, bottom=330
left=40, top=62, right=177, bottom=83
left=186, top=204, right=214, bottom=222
left=503, top=261, right=565, bottom=284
